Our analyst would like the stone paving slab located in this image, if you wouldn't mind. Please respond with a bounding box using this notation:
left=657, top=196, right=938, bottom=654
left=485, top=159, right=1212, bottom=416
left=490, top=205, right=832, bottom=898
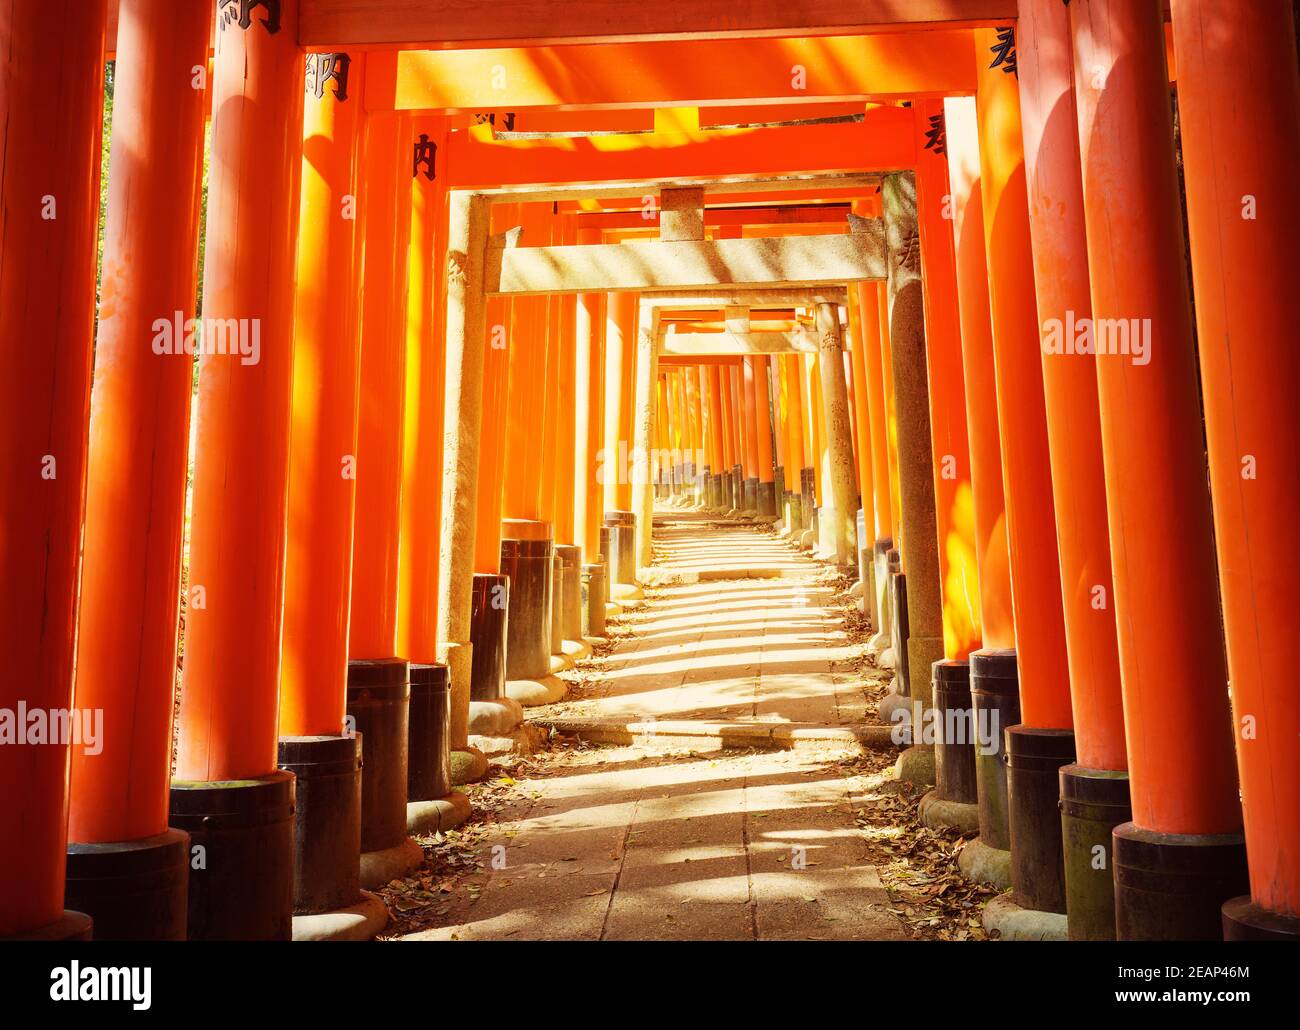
left=403, top=513, right=904, bottom=942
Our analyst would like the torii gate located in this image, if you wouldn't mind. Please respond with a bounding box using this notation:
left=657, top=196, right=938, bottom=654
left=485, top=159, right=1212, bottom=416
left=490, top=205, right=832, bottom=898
left=434, top=173, right=888, bottom=728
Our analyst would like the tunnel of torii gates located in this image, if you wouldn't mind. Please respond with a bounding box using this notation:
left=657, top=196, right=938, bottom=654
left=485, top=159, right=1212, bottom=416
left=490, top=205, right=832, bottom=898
left=0, top=0, right=1297, bottom=945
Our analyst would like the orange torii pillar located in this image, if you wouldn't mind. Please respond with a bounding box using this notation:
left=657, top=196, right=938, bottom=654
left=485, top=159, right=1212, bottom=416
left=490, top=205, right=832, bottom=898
left=684, top=362, right=703, bottom=504
left=778, top=356, right=805, bottom=533
left=573, top=228, right=609, bottom=637
left=800, top=352, right=824, bottom=541
left=879, top=173, right=943, bottom=789
left=501, top=204, right=565, bottom=707
left=604, top=291, right=640, bottom=596
left=704, top=364, right=726, bottom=508
left=1172, top=2, right=1300, bottom=939
left=910, top=102, right=983, bottom=834
left=403, top=115, right=481, bottom=816
left=854, top=229, right=898, bottom=658
left=769, top=353, right=790, bottom=530
left=671, top=368, right=689, bottom=499
left=846, top=290, right=876, bottom=597
left=1017, top=0, right=1129, bottom=940
left=768, top=355, right=789, bottom=516
left=275, top=48, right=375, bottom=931
left=171, top=4, right=303, bottom=940
left=656, top=372, right=672, bottom=498
left=943, top=96, right=1019, bottom=887
left=538, top=254, right=568, bottom=662
left=1073, top=0, right=1247, bottom=939
left=552, top=235, right=587, bottom=656
left=347, top=109, right=421, bottom=881
left=471, top=205, right=516, bottom=727
left=0, top=0, right=103, bottom=943
left=753, top=356, right=779, bottom=516
left=728, top=364, right=746, bottom=510
left=789, top=352, right=811, bottom=534
left=973, top=29, right=1078, bottom=927
left=714, top=363, right=732, bottom=508
left=716, top=363, right=736, bottom=508
left=740, top=358, right=762, bottom=512
left=60, top=0, right=208, bottom=942
left=1073, top=0, right=1249, bottom=940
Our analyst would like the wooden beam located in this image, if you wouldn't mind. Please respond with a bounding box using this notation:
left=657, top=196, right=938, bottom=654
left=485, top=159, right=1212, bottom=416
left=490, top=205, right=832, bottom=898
left=644, top=288, right=848, bottom=308
left=299, top=0, right=1017, bottom=49
left=484, top=232, right=883, bottom=297
left=364, top=32, right=977, bottom=111
left=660, top=331, right=817, bottom=355
left=659, top=356, right=745, bottom=367
left=449, top=112, right=911, bottom=193
left=572, top=204, right=852, bottom=231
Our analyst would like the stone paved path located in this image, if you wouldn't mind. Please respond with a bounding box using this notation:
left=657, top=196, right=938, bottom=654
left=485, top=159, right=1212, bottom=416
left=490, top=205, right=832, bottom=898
left=401, top=512, right=905, bottom=941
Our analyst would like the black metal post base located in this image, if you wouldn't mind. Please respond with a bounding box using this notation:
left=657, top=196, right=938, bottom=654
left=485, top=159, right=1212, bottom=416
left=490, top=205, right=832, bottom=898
left=933, top=659, right=977, bottom=805
left=64, top=827, right=190, bottom=940
left=1006, top=725, right=1076, bottom=914
left=346, top=658, right=410, bottom=854
left=277, top=734, right=361, bottom=916
left=408, top=663, right=451, bottom=803
left=1113, top=823, right=1248, bottom=940
left=1059, top=764, right=1130, bottom=940
left=470, top=572, right=508, bottom=700
left=168, top=771, right=295, bottom=940
left=969, top=648, right=1019, bottom=853
left=1222, top=896, right=1300, bottom=940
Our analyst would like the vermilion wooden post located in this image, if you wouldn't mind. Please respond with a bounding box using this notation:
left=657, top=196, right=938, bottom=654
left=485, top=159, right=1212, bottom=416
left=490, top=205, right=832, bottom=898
left=1171, top=0, right=1299, bottom=939
left=274, top=46, right=374, bottom=928
left=349, top=111, right=412, bottom=662
left=913, top=102, right=979, bottom=664
left=975, top=26, right=1076, bottom=922
left=574, top=228, right=607, bottom=565
left=728, top=363, right=744, bottom=506
left=172, top=0, right=304, bottom=939
left=1017, top=0, right=1129, bottom=939
left=709, top=364, right=728, bottom=506
left=63, top=0, right=209, bottom=942
left=280, top=50, right=368, bottom=745
left=942, top=95, right=1020, bottom=891
left=1071, top=0, right=1246, bottom=940
left=0, top=0, right=106, bottom=941
left=942, top=99, right=1015, bottom=653
left=605, top=292, right=638, bottom=515
left=845, top=291, right=874, bottom=546
left=781, top=355, right=807, bottom=531
left=753, top=355, right=777, bottom=514
left=398, top=114, right=451, bottom=668
left=740, top=357, right=761, bottom=511
left=503, top=203, right=551, bottom=524
left=683, top=361, right=703, bottom=500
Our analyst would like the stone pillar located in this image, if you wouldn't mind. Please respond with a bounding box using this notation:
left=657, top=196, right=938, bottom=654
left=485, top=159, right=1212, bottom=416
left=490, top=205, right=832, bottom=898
left=171, top=0, right=304, bottom=940
left=1172, top=0, right=1300, bottom=939
left=1072, top=0, right=1245, bottom=939
left=0, top=0, right=106, bottom=943
left=814, top=306, right=858, bottom=565
left=435, top=191, right=492, bottom=758
left=881, top=172, right=944, bottom=788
